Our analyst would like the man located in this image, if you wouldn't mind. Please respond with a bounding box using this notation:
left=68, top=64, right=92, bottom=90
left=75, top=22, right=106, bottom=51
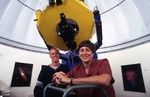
left=33, top=47, right=70, bottom=97
left=53, top=40, right=115, bottom=97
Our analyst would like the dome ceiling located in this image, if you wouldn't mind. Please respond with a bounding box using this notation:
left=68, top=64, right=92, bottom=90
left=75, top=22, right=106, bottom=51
left=0, top=0, right=150, bottom=53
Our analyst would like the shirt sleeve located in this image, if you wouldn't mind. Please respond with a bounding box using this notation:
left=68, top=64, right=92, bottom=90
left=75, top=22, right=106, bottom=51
left=98, top=59, right=112, bottom=76
left=37, top=69, right=45, bottom=82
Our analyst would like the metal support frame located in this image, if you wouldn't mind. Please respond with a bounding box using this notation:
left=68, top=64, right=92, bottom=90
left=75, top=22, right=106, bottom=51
left=43, top=83, right=108, bottom=97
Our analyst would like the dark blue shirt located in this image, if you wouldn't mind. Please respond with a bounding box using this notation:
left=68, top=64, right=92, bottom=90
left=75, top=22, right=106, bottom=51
left=37, top=64, right=70, bottom=87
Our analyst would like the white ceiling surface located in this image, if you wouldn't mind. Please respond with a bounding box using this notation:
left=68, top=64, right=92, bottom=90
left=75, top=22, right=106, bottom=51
left=0, top=0, right=150, bottom=53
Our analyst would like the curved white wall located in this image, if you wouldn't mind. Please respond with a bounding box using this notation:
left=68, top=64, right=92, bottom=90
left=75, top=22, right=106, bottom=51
left=0, top=44, right=50, bottom=97
left=98, top=42, right=150, bottom=97
left=0, top=42, right=150, bottom=97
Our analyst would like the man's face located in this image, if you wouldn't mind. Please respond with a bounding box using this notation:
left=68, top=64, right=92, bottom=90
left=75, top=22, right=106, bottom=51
left=79, top=47, right=93, bottom=63
left=50, top=49, right=59, bottom=62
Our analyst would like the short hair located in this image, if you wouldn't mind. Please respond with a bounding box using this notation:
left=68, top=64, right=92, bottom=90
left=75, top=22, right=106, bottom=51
left=77, top=40, right=95, bottom=53
left=49, top=47, right=59, bottom=53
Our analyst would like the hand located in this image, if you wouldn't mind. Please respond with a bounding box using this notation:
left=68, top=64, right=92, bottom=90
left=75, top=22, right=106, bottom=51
left=52, top=72, right=64, bottom=84
left=53, top=71, right=71, bottom=85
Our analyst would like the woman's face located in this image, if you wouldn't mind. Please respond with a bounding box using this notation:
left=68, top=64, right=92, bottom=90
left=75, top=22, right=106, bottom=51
left=79, top=47, right=93, bottom=63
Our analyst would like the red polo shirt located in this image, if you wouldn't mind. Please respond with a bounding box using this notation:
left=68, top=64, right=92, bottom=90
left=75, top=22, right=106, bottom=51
left=67, top=59, right=116, bottom=97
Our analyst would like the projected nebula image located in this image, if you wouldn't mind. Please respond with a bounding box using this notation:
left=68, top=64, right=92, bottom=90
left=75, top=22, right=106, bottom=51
left=11, top=62, right=33, bottom=87
left=121, top=63, right=146, bottom=93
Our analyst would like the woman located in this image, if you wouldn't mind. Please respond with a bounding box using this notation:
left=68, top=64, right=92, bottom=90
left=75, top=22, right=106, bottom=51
left=53, top=40, right=115, bottom=97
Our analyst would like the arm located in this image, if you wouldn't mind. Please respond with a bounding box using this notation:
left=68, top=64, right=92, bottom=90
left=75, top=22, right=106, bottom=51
left=59, top=50, right=78, bottom=61
left=53, top=59, right=113, bottom=87
left=36, top=68, right=45, bottom=87
left=59, top=53, right=69, bottom=60
left=71, top=59, right=113, bottom=86
left=53, top=73, right=112, bottom=87
left=93, top=9, right=102, bottom=50
left=70, top=74, right=111, bottom=86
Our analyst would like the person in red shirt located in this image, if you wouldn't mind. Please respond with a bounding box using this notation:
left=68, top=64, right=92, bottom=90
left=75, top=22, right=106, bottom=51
left=53, top=40, right=116, bottom=97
